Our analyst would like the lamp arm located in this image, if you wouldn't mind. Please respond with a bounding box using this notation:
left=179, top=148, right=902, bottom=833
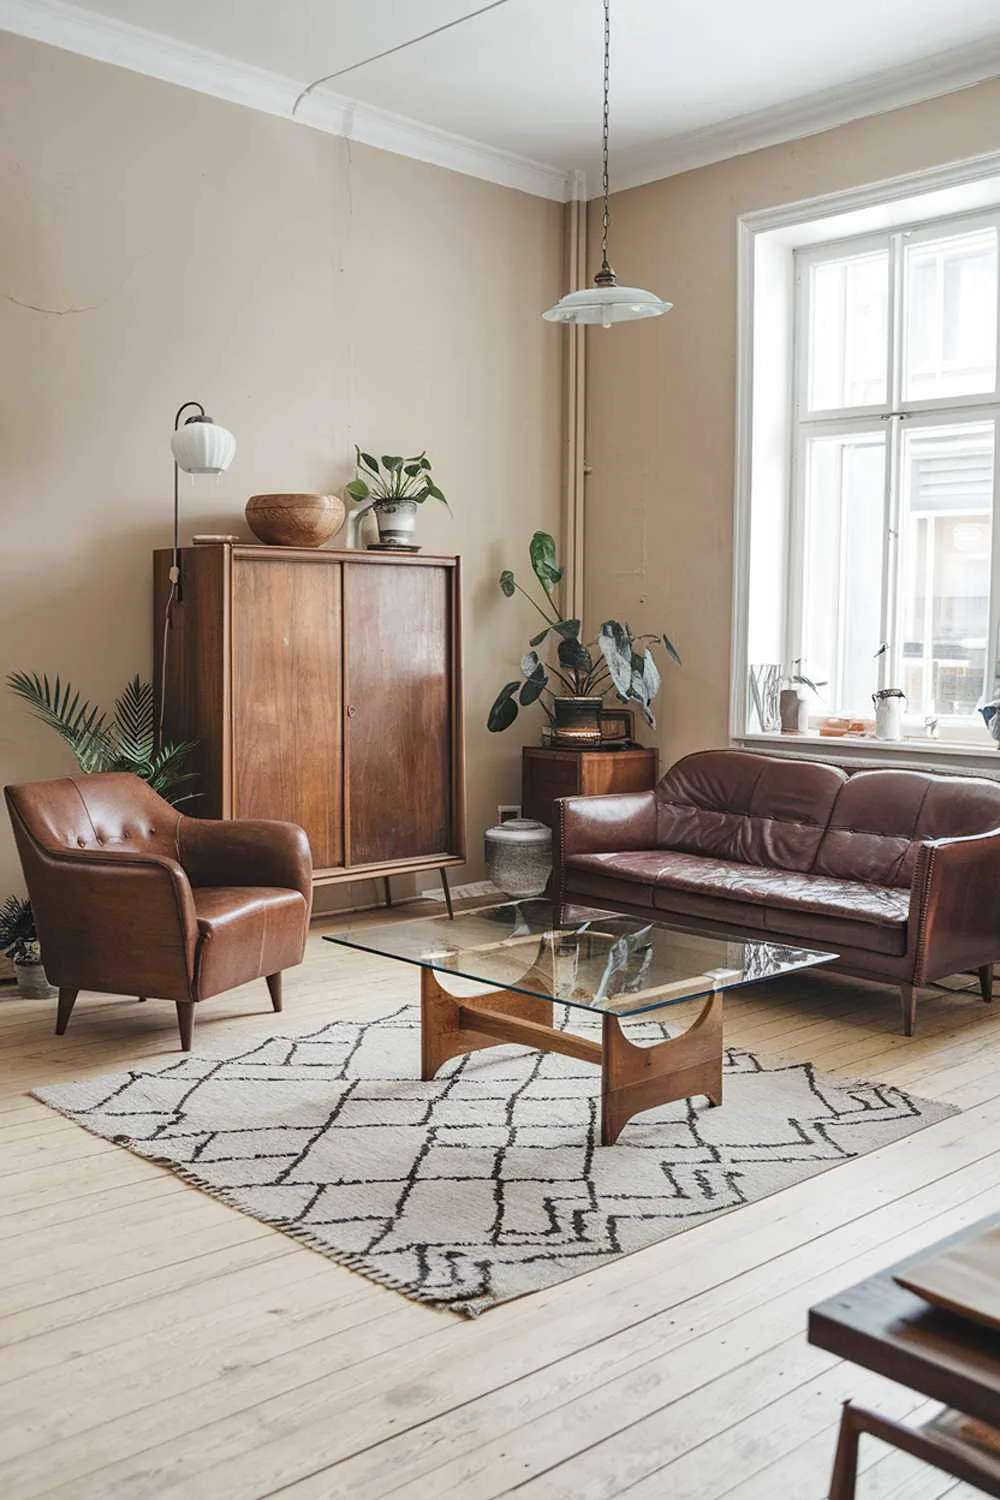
left=171, top=401, right=207, bottom=594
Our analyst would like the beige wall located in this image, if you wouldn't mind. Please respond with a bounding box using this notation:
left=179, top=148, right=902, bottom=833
left=0, top=32, right=564, bottom=904
left=584, top=77, right=1000, bottom=770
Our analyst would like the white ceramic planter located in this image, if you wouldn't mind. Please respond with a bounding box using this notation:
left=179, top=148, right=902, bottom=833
left=15, top=961, right=56, bottom=999
left=374, top=499, right=418, bottom=546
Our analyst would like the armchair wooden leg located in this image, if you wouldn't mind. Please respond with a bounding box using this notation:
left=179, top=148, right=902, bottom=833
left=175, top=1002, right=195, bottom=1052
left=138, top=996, right=147, bottom=1003
left=55, top=988, right=78, bottom=1036
left=979, top=964, right=994, bottom=1003
left=828, top=1402, right=860, bottom=1500
left=899, top=984, right=917, bottom=1037
left=266, top=973, right=283, bottom=1012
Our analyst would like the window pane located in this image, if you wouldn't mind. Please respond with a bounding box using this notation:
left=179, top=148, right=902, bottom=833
left=902, top=227, right=998, bottom=402
left=897, top=421, right=994, bottom=722
left=806, top=250, right=888, bottom=411
left=801, top=432, right=886, bottom=715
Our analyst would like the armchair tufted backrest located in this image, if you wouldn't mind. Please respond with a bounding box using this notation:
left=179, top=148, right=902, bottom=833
left=5, top=774, right=182, bottom=862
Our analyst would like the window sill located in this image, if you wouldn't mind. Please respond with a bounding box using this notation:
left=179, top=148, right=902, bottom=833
left=735, top=730, right=1000, bottom=774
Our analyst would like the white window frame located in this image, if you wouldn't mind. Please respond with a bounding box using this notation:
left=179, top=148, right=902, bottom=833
left=732, top=151, right=1000, bottom=768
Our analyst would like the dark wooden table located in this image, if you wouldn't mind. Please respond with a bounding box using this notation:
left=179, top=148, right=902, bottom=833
left=809, top=1213, right=1000, bottom=1496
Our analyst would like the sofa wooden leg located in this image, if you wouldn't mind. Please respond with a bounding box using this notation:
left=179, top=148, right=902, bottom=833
left=978, top=964, right=994, bottom=1004
left=266, top=973, right=283, bottom=1013
left=175, top=1001, right=195, bottom=1052
left=55, top=988, right=78, bottom=1036
left=899, top=984, right=917, bottom=1037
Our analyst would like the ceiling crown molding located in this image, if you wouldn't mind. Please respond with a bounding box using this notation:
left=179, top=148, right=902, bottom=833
left=0, top=0, right=571, bottom=202
left=613, top=33, right=1000, bottom=193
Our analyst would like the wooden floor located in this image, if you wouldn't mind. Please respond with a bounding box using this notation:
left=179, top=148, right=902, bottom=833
left=1, top=903, right=998, bottom=1499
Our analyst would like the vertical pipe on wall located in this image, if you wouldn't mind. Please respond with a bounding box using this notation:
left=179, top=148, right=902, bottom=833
left=562, top=169, right=588, bottom=622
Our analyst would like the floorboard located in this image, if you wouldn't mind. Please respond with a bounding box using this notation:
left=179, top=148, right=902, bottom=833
left=1, top=906, right=997, bottom=1498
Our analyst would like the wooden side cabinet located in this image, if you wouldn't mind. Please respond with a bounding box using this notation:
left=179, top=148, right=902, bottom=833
left=521, top=746, right=659, bottom=827
left=153, top=543, right=466, bottom=890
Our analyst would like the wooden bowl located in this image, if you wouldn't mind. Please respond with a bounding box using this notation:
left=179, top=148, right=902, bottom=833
left=245, top=493, right=346, bottom=548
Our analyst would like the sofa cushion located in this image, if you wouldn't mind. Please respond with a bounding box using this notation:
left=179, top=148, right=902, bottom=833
left=653, top=750, right=847, bottom=873
left=760, top=907, right=906, bottom=958
left=814, top=769, right=1000, bottom=888
left=567, top=849, right=908, bottom=928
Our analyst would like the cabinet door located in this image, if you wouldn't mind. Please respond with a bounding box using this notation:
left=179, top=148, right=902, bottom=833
left=232, top=558, right=344, bottom=871
left=344, top=562, right=453, bottom=867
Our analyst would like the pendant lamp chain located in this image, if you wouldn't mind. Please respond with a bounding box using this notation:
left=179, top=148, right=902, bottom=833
left=597, top=0, right=614, bottom=286
left=540, top=0, right=671, bottom=324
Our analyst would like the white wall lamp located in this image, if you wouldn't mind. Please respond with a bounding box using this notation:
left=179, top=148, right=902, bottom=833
left=543, top=0, right=672, bottom=328
left=169, top=400, right=236, bottom=601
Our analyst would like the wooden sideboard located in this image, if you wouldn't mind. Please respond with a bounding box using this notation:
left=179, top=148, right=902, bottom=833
left=521, top=746, right=659, bottom=827
left=153, top=544, right=466, bottom=890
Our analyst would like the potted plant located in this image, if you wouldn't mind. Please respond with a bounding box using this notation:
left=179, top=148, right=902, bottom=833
left=7, top=672, right=197, bottom=802
left=345, top=448, right=449, bottom=548
left=487, top=531, right=680, bottom=744
left=0, top=896, right=54, bottom=998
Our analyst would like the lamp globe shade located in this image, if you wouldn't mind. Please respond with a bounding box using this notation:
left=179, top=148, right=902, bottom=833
left=170, top=416, right=236, bottom=474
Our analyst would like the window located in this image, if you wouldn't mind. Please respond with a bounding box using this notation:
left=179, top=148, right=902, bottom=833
left=786, top=212, right=1000, bottom=743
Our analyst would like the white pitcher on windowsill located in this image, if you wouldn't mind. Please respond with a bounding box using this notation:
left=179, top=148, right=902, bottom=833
left=873, top=687, right=906, bottom=741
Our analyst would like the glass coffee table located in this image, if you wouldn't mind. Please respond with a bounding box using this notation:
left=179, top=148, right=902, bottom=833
left=325, top=900, right=835, bottom=1145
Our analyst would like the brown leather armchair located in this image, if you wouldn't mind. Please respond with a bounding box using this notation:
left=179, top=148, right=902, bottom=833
left=5, top=773, right=313, bottom=1050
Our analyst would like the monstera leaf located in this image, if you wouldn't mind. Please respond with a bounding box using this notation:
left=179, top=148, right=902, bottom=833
left=529, top=531, right=563, bottom=594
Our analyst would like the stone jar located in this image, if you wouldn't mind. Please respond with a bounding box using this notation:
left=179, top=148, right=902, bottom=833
left=484, top=819, right=552, bottom=899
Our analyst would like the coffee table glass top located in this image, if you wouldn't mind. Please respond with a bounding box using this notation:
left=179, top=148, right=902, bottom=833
left=324, top=899, right=835, bottom=1017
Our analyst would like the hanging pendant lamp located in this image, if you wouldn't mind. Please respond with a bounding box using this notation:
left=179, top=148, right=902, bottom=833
left=543, top=0, right=672, bottom=328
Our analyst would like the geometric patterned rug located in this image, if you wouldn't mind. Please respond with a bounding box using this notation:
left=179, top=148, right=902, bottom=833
left=33, top=1004, right=956, bottom=1316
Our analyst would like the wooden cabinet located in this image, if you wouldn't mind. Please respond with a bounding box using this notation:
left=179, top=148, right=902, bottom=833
left=521, top=746, right=658, bottom=827
left=153, top=544, right=466, bottom=888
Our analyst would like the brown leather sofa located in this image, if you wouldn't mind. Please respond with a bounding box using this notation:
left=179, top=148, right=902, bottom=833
left=5, top=773, right=312, bottom=1050
left=553, top=749, right=1000, bottom=1035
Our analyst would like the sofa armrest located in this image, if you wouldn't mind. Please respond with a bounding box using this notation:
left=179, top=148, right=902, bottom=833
left=178, top=817, right=313, bottom=909
left=551, top=791, right=658, bottom=907
left=908, top=827, right=1000, bottom=982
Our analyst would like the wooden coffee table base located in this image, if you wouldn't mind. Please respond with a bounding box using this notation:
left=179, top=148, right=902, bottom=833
left=419, top=967, right=723, bottom=1146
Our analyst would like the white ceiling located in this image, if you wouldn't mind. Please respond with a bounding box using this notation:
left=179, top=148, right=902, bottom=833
left=6, top=0, right=1000, bottom=195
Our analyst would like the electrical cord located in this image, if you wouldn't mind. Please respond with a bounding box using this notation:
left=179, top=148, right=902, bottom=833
left=292, top=0, right=515, bottom=116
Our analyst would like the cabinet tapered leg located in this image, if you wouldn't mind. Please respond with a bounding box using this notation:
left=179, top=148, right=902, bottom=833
left=440, top=867, right=454, bottom=920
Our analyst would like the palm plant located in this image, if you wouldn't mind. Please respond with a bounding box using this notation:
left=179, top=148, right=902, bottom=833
left=7, top=672, right=197, bottom=803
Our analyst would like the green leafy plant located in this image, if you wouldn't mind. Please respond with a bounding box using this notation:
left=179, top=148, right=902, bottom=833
left=0, top=895, right=38, bottom=965
left=345, top=448, right=449, bottom=509
left=488, top=531, right=680, bottom=733
left=7, top=672, right=198, bottom=803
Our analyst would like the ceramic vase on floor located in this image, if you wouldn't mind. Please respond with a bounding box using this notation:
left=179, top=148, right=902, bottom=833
left=484, top=819, right=552, bottom=898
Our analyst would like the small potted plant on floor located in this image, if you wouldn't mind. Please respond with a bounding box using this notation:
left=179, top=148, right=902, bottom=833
left=488, top=531, right=680, bottom=743
left=0, top=896, right=54, bottom=998
left=344, top=448, right=449, bottom=548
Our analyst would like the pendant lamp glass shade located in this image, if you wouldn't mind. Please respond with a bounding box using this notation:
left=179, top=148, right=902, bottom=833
left=170, top=414, right=236, bottom=474
left=542, top=282, right=672, bottom=326
left=543, top=0, right=671, bottom=328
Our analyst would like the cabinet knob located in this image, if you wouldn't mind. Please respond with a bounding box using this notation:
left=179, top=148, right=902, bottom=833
left=347, top=704, right=357, bottom=718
